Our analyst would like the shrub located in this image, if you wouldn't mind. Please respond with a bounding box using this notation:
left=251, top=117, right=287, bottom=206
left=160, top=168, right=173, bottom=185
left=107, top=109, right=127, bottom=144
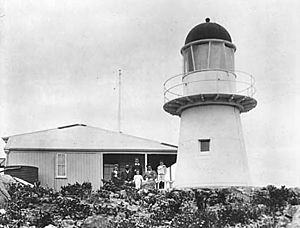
left=251, top=185, right=300, bottom=214
left=61, top=182, right=92, bottom=199
left=2, top=182, right=300, bottom=227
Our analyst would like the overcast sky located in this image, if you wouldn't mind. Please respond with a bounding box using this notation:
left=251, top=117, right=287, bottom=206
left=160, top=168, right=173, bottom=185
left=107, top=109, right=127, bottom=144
left=0, top=0, right=299, bottom=187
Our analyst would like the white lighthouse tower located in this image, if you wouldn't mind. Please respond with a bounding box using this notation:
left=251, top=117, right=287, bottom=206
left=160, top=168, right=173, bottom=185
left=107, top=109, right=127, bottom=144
left=163, top=18, right=257, bottom=188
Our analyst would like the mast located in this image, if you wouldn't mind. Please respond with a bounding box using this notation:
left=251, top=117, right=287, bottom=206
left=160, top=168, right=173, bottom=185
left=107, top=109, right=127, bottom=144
left=118, top=69, right=122, bottom=133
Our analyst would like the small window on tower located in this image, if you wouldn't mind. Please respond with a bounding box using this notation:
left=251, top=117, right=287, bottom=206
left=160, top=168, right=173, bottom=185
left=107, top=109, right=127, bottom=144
left=199, top=139, right=210, bottom=152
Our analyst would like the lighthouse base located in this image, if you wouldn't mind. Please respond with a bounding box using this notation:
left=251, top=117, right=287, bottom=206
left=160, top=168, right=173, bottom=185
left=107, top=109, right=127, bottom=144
left=174, top=105, right=250, bottom=188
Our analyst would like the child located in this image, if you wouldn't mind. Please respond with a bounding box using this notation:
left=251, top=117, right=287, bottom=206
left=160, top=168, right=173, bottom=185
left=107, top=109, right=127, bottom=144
left=157, top=161, right=167, bottom=189
left=133, top=170, right=143, bottom=190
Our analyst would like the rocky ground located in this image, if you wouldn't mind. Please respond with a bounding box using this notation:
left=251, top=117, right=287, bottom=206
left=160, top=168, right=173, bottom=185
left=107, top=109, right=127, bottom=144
left=0, top=176, right=300, bottom=227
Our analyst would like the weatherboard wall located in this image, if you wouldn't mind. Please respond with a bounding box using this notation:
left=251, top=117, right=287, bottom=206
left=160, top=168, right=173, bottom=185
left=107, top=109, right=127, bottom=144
left=54, top=152, right=102, bottom=190
left=6, top=150, right=103, bottom=190
left=7, top=151, right=56, bottom=188
left=6, top=150, right=177, bottom=190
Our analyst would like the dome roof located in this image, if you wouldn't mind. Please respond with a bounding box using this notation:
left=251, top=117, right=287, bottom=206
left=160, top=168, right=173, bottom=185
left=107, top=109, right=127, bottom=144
left=185, top=18, right=232, bottom=45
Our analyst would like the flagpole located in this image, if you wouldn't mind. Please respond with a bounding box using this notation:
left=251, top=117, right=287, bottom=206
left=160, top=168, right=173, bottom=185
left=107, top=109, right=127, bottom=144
left=118, top=69, right=122, bottom=133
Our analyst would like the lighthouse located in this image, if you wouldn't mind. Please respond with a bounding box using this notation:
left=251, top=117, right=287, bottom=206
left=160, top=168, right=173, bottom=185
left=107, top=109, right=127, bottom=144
left=163, top=18, right=257, bottom=188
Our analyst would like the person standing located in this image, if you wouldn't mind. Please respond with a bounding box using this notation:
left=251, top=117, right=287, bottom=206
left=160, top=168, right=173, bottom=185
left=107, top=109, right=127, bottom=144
left=143, top=165, right=157, bottom=190
left=133, top=170, right=143, bottom=190
left=132, top=157, right=143, bottom=175
left=121, top=164, right=134, bottom=185
left=111, top=164, right=122, bottom=186
left=157, top=160, right=167, bottom=189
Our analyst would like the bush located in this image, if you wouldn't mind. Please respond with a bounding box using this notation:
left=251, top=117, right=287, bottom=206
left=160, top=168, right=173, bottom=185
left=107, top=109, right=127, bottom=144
left=101, top=179, right=122, bottom=193
left=251, top=185, right=300, bottom=214
left=2, top=182, right=300, bottom=227
left=61, top=182, right=92, bottom=199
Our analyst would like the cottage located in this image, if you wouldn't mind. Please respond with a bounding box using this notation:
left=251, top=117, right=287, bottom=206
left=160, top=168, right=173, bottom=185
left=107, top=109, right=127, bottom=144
left=2, top=124, right=177, bottom=190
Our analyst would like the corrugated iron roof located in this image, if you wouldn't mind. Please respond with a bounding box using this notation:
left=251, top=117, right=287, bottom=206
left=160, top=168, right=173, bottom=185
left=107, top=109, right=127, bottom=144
left=3, top=124, right=177, bottom=152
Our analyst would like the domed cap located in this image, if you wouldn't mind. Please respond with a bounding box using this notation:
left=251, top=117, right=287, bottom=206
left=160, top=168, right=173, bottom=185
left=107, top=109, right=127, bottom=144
left=185, top=18, right=232, bottom=45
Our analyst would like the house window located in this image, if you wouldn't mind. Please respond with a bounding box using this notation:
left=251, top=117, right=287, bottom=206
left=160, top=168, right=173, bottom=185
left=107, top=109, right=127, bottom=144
left=56, top=153, right=67, bottom=178
left=199, top=139, right=210, bottom=152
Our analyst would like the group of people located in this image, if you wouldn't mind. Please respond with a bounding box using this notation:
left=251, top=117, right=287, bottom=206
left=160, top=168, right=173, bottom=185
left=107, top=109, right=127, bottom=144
left=111, top=158, right=167, bottom=190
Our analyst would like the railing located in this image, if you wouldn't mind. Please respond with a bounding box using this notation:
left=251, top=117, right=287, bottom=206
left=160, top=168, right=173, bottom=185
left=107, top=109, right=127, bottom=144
left=163, top=69, right=256, bottom=103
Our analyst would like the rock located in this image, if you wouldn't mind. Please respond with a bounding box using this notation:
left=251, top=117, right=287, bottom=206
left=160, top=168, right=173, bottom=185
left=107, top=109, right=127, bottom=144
left=0, top=182, right=10, bottom=206
left=44, top=225, right=57, bottom=228
left=109, top=193, right=114, bottom=198
left=289, top=206, right=300, bottom=228
left=276, top=216, right=291, bottom=228
left=0, top=174, right=15, bottom=206
left=284, top=205, right=299, bottom=218
left=120, top=189, right=127, bottom=198
left=81, top=215, right=111, bottom=228
left=0, top=174, right=16, bottom=185
left=114, top=193, right=120, bottom=198
left=61, top=219, right=76, bottom=228
left=76, top=220, right=83, bottom=227
left=148, top=193, right=155, bottom=197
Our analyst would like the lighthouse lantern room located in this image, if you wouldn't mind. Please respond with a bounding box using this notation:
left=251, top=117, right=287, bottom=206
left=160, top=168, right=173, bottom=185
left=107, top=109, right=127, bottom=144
left=163, top=18, right=257, bottom=188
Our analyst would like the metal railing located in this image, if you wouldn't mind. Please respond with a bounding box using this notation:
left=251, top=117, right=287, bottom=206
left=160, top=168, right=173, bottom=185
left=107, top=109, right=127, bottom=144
left=163, top=69, right=256, bottom=103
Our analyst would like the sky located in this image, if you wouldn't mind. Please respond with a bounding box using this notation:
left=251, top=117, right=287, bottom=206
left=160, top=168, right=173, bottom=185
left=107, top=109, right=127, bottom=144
left=0, top=0, right=299, bottom=187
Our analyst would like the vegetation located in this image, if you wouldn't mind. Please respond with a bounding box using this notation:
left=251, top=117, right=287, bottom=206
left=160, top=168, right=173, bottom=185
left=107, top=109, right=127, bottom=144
left=0, top=181, right=299, bottom=227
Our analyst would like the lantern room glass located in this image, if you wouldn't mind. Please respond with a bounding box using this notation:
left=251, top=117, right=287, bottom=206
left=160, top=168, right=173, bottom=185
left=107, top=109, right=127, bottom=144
left=183, top=41, right=234, bottom=74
